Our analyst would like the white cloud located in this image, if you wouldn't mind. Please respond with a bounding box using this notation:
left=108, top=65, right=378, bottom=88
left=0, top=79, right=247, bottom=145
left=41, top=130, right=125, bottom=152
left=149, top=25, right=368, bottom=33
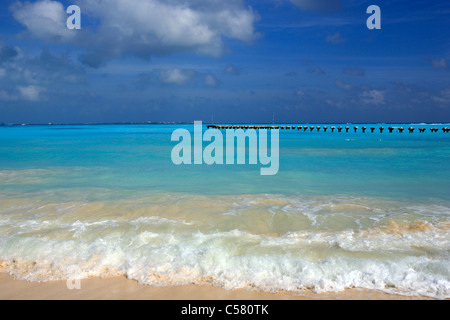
left=159, top=68, right=196, bottom=85
left=1, top=48, right=85, bottom=84
left=17, top=85, right=45, bottom=101
left=361, top=89, right=385, bottom=105
left=224, top=64, right=242, bottom=75
left=11, top=0, right=75, bottom=41
left=205, top=74, right=220, bottom=87
left=0, top=46, right=84, bottom=102
left=0, top=85, right=45, bottom=102
left=12, top=0, right=259, bottom=67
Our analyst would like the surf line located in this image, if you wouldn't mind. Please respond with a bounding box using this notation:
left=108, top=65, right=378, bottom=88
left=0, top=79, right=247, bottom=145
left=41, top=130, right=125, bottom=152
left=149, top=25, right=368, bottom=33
left=171, top=121, right=279, bottom=176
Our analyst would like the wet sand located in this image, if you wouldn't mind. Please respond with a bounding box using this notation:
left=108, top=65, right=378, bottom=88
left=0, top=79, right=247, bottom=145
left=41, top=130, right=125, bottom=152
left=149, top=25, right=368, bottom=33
left=0, top=273, right=436, bottom=300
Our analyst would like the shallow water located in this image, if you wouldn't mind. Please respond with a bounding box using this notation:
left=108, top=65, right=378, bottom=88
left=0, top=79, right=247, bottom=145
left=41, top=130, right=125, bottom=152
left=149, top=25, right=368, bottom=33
left=0, top=124, right=449, bottom=298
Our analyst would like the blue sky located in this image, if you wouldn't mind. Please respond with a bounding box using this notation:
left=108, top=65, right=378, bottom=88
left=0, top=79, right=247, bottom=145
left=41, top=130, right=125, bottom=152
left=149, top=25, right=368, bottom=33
left=0, top=0, right=449, bottom=124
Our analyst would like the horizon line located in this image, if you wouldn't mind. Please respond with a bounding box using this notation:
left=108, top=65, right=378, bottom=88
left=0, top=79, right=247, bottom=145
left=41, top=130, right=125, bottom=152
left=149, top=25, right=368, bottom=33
left=1, top=122, right=450, bottom=126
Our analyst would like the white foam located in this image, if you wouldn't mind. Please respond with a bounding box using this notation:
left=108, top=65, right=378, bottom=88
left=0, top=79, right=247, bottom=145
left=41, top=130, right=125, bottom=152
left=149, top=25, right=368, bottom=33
left=0, top=227, right=449, bottom=298
left=1, top=193, right=449, bottom=298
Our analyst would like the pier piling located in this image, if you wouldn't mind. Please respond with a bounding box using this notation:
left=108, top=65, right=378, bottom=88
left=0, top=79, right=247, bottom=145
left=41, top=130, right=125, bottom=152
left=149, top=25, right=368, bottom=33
left=208, top=124, right=448, bottom=136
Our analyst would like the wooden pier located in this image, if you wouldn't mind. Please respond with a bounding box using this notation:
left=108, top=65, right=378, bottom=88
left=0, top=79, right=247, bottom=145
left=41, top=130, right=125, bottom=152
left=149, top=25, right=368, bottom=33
left=206, top=125, right=450, bottom=134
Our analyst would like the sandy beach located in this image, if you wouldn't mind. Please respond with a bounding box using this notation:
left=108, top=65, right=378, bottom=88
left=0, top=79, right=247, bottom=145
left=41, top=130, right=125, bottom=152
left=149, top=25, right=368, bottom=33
left=0, top=273, right=437, bottom=300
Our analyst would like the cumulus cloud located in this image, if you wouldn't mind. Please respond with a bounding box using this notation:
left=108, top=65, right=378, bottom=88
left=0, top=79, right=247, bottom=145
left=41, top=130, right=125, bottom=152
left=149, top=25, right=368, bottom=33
left=289, top=0, right=342, bottom=13
left=361, top=89, right=385, bottom=105
left=136, top=69, right=220, bottom=88
left=0, top=45, right=85, bottom=102
left=0, top=85, right=45, bottom=102
left=224, top=64, right=243, bottom=75
left=11, top=0, right=259, bottom=67
left=205, top=74, right=220, bottom=87
left=11, top=0, right=75, bottom=42
left=17, top=85, right=45, bottom=101
left=159, top=68, right=196, bottom=85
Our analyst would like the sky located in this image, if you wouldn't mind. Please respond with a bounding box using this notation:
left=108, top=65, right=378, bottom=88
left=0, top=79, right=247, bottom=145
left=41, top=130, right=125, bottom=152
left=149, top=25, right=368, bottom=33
left=0, top=0, right=449, bottom=124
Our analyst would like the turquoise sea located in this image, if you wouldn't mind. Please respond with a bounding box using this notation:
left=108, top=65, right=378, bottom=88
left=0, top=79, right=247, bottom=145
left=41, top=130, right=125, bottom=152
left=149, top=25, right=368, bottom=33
left=0, top=123, right=449, bottom=298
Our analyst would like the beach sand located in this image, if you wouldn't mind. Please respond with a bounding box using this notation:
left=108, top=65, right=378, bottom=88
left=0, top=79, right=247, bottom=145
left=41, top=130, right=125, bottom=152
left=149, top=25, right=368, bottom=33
left=0, top=273, right=436, bottom=300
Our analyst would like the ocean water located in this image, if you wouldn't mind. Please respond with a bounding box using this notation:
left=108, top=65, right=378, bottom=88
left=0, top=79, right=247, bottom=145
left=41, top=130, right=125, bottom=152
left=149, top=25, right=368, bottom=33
left=0, top=123, right=449, bottom=298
